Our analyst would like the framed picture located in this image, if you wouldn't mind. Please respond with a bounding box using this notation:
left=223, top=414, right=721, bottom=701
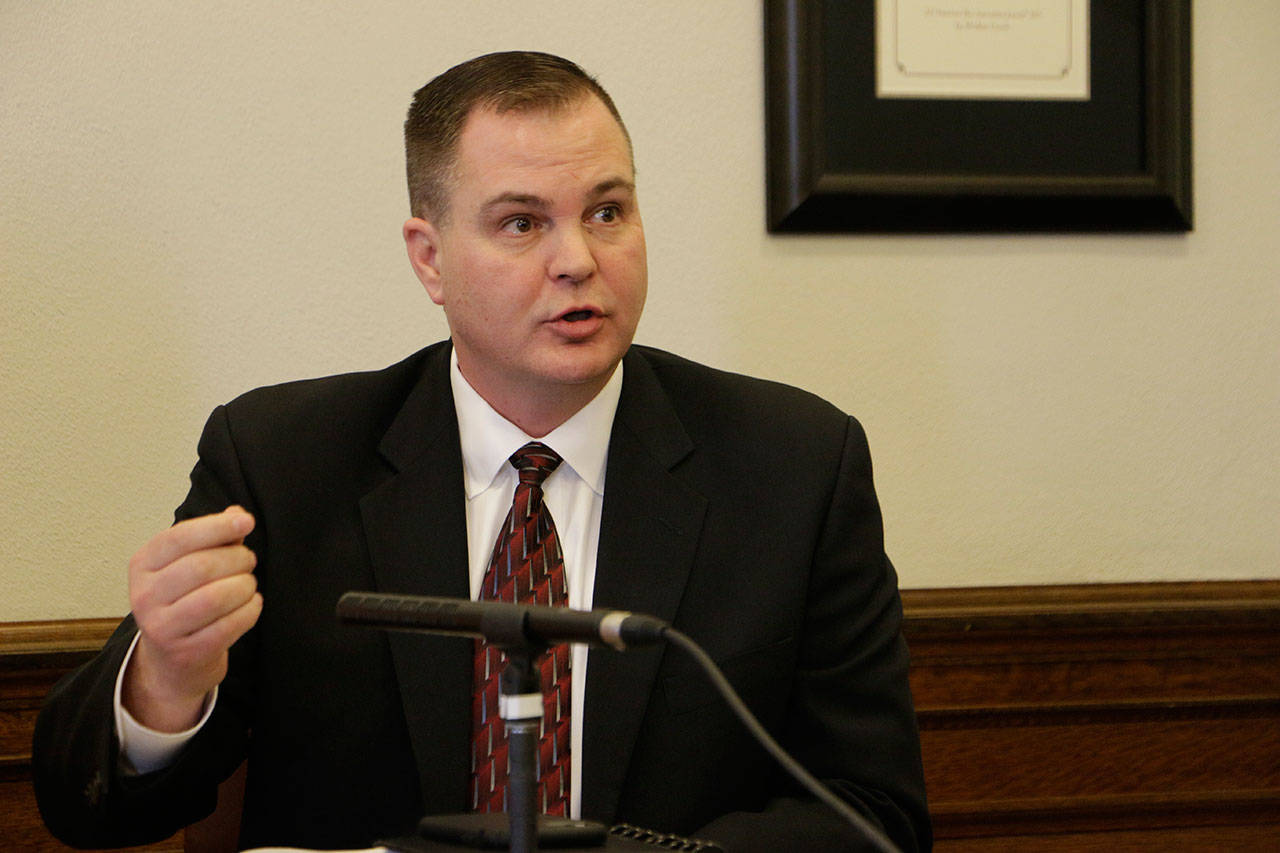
left=764, top=0, right=1192, bottom=232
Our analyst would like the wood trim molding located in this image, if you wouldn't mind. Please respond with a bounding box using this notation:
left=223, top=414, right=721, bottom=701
left=0, top=617, right=120, bottom=677
left=3, top=582, right=1278, bottom=849
left=902, top=580, right=1280, bottom=626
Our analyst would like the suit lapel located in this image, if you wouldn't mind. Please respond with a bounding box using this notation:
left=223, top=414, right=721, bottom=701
left=358, top=343, right=474, bottom=815
left=582, top=348, right=707, bottom=821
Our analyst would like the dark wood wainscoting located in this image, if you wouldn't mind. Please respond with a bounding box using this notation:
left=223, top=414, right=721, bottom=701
left=902, top=581, right=1280, bottom=850
left=3, top=581, right=1278, bottom=851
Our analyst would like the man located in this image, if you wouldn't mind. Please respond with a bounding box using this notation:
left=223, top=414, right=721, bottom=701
left=34, top=52, right=931, bottom=851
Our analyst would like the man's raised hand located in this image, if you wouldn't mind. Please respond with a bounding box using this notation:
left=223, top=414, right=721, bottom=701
left=122, top=506, right=263, bottom=732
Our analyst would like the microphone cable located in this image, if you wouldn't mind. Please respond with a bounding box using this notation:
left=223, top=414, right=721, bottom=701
left=659, top=626, right=903, bottom=853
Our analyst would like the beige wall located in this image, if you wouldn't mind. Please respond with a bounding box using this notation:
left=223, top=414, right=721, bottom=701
left=2, top=2, right=1277, bottom=621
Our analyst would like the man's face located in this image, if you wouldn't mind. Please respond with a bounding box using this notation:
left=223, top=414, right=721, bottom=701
left=404, top=95, right=647, bottom=430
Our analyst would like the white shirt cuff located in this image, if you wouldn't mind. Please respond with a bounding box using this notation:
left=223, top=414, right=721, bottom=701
left=113, top=630, right=218, bottom=775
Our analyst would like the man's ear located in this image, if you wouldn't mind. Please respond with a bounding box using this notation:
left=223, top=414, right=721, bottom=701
left=403, top=217, right=446, bottom=305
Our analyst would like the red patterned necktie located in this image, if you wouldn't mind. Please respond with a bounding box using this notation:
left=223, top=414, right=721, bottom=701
left=470, top=442, right=572, bottom=816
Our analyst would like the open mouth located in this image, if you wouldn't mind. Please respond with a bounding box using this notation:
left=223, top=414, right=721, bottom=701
left=561, top=310, right=594, bottom=322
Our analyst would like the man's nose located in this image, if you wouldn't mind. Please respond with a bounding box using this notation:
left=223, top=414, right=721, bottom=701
left=547, top=224, right=598, bottom=284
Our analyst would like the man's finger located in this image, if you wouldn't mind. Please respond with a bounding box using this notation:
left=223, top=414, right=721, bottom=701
left=137, top=544, right=257, bottom=610
left=143, top=573, right=259, bottom=645
left=182, top=591, right=264, bottom=659
left=129, top=507, right=255, bottom=576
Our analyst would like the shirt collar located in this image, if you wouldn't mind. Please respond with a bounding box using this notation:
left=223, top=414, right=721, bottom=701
left=451, top=348, right=622, bottom=499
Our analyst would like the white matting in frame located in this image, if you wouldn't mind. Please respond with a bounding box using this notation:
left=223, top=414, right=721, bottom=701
left=876, top=0, right=1090, bottom=100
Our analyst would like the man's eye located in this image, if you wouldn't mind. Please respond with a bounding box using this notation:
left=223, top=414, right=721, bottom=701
left=502, top=216, right=534, bottom=234
left=594, top=205, right=620, bottom=224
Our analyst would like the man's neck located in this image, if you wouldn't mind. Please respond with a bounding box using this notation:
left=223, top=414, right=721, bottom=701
left=454, top=362, right=620, bottom=439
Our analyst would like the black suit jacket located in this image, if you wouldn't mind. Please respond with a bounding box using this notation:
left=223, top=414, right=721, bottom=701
left=34, top=342, right=931, bottom=851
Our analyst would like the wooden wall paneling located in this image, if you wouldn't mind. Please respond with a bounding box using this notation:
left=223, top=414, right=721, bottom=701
left=902, top=581, right=1280, bottom=848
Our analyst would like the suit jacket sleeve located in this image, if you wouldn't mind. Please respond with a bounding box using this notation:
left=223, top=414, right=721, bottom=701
left=32, top=404, right=260, bottom=847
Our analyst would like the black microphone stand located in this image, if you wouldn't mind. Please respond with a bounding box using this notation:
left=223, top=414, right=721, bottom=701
left=496, top=645, right=542, bottom=853
left=471, top=609, right=554, bottom=852
left=339, top=593, right=614, bottom=851
left=414, top=635, right=603, bottom=853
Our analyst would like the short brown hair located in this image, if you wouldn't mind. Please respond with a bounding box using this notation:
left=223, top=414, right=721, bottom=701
left=404, top=51, right=630, bottom=221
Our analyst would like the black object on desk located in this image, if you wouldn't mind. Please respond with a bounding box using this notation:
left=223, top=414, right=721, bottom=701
left=381, top=817, right=724, bottom=852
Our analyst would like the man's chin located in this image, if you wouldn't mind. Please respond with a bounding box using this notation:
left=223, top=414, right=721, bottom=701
left=544, top=365, right=619, bottom=390
left=533, top=353, right=625, bottom=394
left=543, top=339, right=628, bottom=379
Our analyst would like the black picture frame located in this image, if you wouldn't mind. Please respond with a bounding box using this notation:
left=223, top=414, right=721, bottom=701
left=764, top=0, right=1192, bottom=232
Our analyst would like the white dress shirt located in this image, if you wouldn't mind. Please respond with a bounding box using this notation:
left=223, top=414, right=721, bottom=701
left=116, top=350, right=623, bottom=822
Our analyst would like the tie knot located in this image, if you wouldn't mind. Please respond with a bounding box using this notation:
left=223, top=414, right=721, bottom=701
left=510, top=441, right=562, bottom=487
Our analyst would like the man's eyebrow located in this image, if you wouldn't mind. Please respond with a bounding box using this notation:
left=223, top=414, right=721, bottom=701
left=478, top=178, right=636, bottom=215
left=480, top=192, right=552, bottom=213
left=591, top=177, right=636, bottom=197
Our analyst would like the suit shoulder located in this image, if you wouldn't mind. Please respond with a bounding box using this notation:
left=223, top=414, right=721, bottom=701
left=630, top=345, right=852, bottom=428
left=220, top=343, right=444, bottom=428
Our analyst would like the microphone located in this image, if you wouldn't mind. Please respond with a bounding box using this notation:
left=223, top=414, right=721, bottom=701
left=337, top=590, right=902, bottom=851
left=335, top=591, right=669, bottom=651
